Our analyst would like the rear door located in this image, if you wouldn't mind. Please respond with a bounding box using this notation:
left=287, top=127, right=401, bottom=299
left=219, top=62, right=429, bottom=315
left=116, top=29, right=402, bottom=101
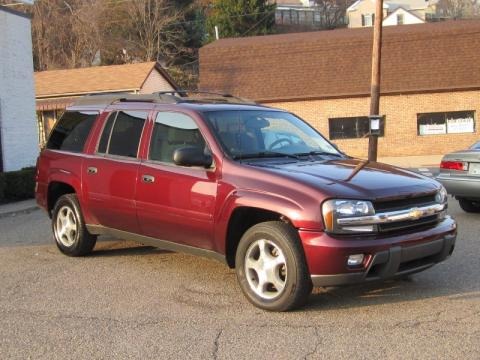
left=135, top=111, right=218, bottom=250
left=82, top=110, right=148, bottom=233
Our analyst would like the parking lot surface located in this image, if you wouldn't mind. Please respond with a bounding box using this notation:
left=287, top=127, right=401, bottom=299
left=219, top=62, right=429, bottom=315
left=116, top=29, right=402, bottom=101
left=0, top=199, right=479, bottom=359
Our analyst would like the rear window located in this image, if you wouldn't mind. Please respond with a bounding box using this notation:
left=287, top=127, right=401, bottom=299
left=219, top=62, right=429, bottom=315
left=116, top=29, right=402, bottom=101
left=46, top=111, right=98, bottom=152
left=96, top=111, right=147, bottom=158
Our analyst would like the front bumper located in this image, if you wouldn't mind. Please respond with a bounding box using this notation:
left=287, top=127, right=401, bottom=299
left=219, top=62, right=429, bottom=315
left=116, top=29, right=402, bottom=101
left=299, top=216, right=457, bottom=287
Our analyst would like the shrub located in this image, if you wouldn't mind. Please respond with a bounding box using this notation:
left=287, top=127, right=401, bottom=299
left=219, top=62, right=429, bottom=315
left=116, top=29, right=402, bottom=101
left=0, top=174, right=5, bottom=201
left=0, top=167, right=36, bottom=202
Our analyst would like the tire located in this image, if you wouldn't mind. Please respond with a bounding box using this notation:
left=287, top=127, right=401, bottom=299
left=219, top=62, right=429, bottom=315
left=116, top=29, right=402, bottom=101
left=235, top=221, right=312, bottom=311
left=52, top=194, right=97, bottom=256
left=458, top=198, right=480, bottom=213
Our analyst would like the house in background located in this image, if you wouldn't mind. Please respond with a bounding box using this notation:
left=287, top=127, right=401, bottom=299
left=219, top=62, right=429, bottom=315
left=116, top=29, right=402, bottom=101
left=199, top=20, right=480, bottom=158
left=275, top=0, right=349, bottom=29
left=383, top=7, right=425, bottom=26
left=0, top=6, right=38, bottom=172
left=347, top=0, right=437, bottom=27
left=35, top=62, right=178, bottom=146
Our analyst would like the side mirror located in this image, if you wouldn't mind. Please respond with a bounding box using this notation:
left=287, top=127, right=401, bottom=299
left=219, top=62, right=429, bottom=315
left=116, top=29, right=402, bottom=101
left=173, top=146, right=213, bottom=168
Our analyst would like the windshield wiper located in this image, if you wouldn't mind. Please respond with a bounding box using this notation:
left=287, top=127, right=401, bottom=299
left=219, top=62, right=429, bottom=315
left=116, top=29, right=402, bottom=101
left=294, top=150, right=343, bottom=158
left=232, top=151, right=302, bottom=160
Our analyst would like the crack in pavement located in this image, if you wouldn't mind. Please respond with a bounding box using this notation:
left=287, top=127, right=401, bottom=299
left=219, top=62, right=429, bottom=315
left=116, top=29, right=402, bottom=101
left=212, top=328, right=223, bottom=360
left=303, top=326, right=321, bottom=360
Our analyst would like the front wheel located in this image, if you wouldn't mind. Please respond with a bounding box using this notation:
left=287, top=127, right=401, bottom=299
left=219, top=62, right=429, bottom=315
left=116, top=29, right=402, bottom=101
left=52, top=194, right=97, bottom=256
left=235, top=221, right=312, bottom=311
left=458, top=198, right=480, bottom=213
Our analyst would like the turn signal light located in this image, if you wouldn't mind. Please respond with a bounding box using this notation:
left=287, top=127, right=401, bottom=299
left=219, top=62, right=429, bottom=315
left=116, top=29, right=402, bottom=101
left=440, top=161, right=467, bottom=171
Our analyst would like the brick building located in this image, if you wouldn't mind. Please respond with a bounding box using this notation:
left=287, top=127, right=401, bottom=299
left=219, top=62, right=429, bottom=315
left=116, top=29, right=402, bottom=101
left=199, top=20, right=480, bottom=158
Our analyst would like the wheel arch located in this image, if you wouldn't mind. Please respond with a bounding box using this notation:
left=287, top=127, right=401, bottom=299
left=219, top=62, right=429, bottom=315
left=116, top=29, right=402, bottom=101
left=225, top=206, right=293, bottom=268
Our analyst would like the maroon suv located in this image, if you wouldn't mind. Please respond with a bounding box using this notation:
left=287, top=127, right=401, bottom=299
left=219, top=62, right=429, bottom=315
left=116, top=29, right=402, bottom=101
left=36, top=93, right=457, bottom=311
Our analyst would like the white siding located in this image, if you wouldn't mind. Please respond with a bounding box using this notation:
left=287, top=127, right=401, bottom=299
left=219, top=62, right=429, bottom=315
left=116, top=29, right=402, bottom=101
left=0, top=9, right=38, bottom=171
left=139, top=68, right=175, bottom=94
left=383, top=8, right=425, bottom=26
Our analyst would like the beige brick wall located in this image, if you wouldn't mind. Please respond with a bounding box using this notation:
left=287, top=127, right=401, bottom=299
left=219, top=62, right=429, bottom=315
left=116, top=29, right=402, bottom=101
left=267, top=90, right=480, bottom=158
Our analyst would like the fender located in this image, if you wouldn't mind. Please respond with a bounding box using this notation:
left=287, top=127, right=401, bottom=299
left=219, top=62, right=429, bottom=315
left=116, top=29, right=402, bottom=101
left=214, top=187, right=321, bottom=254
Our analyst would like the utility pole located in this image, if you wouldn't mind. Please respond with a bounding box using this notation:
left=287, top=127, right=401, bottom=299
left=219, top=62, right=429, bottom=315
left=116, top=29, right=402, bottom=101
left=368, top=0, right=384, bottom=162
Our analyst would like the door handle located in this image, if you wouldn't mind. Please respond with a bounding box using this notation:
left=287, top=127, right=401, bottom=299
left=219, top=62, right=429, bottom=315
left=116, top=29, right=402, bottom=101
left=142, top=175, right=155, bottom=183
left=87, top=166, right=98, bottom=175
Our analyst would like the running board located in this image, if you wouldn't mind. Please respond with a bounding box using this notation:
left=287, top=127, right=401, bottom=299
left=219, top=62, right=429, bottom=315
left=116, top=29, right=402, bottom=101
left=86, top=224, right=227, bottom=264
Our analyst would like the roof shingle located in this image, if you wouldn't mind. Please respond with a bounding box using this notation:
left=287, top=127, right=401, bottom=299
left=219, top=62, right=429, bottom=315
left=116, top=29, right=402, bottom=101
left=199, top=20, right=480, bottom=102
left=35, top=62, right=156, bottom=97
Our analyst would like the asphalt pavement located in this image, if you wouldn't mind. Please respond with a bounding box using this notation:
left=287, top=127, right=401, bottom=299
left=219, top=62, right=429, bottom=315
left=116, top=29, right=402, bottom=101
left=0, top=199, right=478, bottom=359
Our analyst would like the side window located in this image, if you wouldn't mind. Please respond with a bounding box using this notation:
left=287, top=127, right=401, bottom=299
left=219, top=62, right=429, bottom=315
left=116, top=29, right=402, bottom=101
left=46, top=111, right=98, bottom=152
left=97, top=111, right=147, bottom=158
left=149, top=112, right=206, bottom=163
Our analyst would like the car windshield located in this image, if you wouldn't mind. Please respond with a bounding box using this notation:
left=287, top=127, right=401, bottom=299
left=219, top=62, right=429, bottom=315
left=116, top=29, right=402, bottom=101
left=202, top=110, right=341, bottom=159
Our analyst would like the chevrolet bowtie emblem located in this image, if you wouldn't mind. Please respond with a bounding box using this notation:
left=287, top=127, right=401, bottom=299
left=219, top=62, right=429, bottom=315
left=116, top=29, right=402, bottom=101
left=409, top=208, right=423, bottom=220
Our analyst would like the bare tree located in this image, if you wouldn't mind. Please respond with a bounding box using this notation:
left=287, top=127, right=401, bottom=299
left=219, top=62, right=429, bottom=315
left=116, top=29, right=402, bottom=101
left=436, top=0, right=475, bottom=18
left=123, top=0, right=186, bottom=63
left=313, top=0, right=353, bottom=29
left=31, top=0, right=104, bottom=70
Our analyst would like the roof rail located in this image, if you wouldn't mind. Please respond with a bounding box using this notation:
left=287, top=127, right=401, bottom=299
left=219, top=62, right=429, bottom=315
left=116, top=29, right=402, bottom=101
left=70, top=90, right=257, bottom=107
left=71, top=93, right=178, bottom=107
left=154, top=90, right=257, bottom=105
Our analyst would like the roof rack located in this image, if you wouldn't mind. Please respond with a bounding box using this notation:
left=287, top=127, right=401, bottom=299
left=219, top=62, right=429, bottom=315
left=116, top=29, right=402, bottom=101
left=71, top=93, right=178, bottom=107
left=154, top=90, right=257, bottom=105
left=70, top=90, right=257, bottom=107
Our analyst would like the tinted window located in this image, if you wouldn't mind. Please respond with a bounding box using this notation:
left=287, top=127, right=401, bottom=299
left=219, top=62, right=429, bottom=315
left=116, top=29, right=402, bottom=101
left=108, top=111, right=147, bottom=158
left=46, top=111, right=97, bottom=152
left=149, top=112, right=206, bottom=163
left=329, top=116, right=385, bottom=140
left=97, top=113, right=116, bottom=154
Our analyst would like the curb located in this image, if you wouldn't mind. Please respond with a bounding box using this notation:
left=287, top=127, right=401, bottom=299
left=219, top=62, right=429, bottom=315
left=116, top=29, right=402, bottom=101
left=0, top=206, right=40, bottom=219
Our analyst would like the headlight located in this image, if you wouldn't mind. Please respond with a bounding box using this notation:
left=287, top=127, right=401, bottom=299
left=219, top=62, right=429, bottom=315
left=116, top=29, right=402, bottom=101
left=322, top=199, right=375, bottom=234
left=435, top=186, right=448, bottom=204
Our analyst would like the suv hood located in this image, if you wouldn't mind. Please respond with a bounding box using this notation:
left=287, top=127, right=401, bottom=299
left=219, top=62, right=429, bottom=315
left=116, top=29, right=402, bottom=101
left=255, top=158, right=439, bottom=200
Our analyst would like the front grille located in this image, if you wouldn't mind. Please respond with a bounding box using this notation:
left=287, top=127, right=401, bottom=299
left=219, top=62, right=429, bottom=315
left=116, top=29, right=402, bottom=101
left=374, top=193, right=440, bottom=233
left=378, top=215, right=439, bottom=233
left=374, top=193, right=436, bottom=212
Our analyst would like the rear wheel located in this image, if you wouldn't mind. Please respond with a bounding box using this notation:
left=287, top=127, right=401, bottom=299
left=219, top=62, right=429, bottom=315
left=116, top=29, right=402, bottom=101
left=52, top=194, right=97, bottom=256
left=458, top=198, right=480, bottom=213
left=235, top=221, right=312, bottom=311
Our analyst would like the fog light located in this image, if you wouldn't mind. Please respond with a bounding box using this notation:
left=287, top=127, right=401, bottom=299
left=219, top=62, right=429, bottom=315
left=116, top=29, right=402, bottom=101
left=347, top=254, right=364, bottom=266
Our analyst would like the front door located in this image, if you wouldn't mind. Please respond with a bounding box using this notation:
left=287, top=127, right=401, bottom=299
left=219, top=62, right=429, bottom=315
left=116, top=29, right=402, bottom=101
left=135, top=111, right=218, bottom=250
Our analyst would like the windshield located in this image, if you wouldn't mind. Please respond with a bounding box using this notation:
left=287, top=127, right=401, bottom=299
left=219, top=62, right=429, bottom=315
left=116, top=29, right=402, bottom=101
left=202, top=110, right=340, bottom=159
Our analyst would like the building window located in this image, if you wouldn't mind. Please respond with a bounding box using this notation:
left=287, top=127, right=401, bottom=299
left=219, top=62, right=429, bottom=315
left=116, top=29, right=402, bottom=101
left=397, top=13, right=404, bottom=25
left=298, top=11, right=304, bottom=23
left=329, top=116, right=385, bottom=140
left=275, top=10, right=282, bottom=24
left=362, top=13, right=375, bottom=26
left=417, top=111, right=475, bottom=135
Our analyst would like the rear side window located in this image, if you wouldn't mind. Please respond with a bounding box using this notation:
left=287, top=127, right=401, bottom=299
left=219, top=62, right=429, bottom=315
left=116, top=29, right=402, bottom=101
left=97, top=111, right=147, bottom=158
left=46, top=111, right=98, bottom=152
